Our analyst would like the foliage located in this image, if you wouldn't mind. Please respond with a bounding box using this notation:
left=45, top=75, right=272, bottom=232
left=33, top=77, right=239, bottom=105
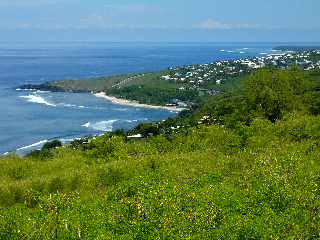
left=107, top=85, right=199, bottom=105
left=244, top=67, right=310, bottom=122
left=0, top=114, right=320, bottom=239
left=42, top=140, right=63, bottom=151
left=198, top=67, right=319, bottom=128
left=1, top=68, right=320, bottom=239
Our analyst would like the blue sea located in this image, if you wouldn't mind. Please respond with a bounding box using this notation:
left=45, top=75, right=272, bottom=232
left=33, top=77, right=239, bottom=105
left=0, top=42, right=277, bottom=155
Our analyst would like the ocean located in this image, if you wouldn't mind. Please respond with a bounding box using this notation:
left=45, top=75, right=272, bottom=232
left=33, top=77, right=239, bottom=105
left=0, top=42, right=277, bottom=155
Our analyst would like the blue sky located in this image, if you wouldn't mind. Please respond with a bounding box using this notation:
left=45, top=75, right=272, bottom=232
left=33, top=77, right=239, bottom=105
left=1, top=0, right=319, bottom=42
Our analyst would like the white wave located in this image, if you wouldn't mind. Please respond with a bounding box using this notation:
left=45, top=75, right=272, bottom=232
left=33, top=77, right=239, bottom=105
left=227, top=50, right=234, bottom=53
left=260, top=52, right=268, bottom=55
left=239, top=51, right=245, bottom=54
left=61, top=103, right=77, bottom=108
left=19, top=92, right=106, bottom=110
left=58, top=103, right=106, bottom=110
left=124, top=119, right=145, bottom=123
left=60, top=138, right=81, bottom=144
left=220, top=49, right=226, bottom=52
left=82, top=120, right=118, bottom=132
left=16, top=88, right=37, bottom=91
left=127, top=119, right=139, bottom=123
left=2, top=152, right=9, bottom=156
left=112, top=108, right=129, bottom=112
left=17, top=140, right=48, bottom=151
left=123, top=118, right=148, bottom=123
left=82, top=122, right=91, bottom=128
left=35, top=90, right=50, bottom=93
left=20, top=94, right=56, bottom=107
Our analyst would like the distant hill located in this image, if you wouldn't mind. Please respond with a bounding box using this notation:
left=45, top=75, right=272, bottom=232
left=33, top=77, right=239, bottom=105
left=274, top=46, right=320, bottom=51
left=19, top=50, right=320, bottom=107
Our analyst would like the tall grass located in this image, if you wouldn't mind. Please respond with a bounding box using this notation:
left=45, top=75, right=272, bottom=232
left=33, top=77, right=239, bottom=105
left=0, top=114, right=319, bottom=239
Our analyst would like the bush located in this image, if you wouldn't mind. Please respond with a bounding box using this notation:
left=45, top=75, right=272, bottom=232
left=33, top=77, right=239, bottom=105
left=244, top=68, right=303, bottom=122
left=42, top=140, right=62, bottom=151
left=134, top=123, right=160, bottom=137
left=26, top=149, right=53, bottom=161
left=199, top=67, right=314, bottom=125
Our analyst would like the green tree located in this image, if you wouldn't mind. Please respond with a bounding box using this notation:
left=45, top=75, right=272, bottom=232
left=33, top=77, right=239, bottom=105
left=42, top=140, right=62, bottom=151
left=244, top=67, right=308, bottom=122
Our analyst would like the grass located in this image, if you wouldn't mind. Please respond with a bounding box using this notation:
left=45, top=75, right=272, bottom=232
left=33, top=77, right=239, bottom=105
left=1, top=67, right=319, bottom=239
left=50, top=71, right=180, bottom=93
left=0, top=113, right=320, bottom=239
left=48, top=71, right=195, bottom=106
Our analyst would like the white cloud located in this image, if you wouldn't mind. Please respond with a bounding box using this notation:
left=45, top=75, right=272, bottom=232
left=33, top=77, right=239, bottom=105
left=79, top=14, right=130, bottom=29
left=199, top=18, right=259, bottom=30
left=104, top=4, right=165, bottom=15
left=80, top=14, right=112, bottom=28
left=199, top=19, right=231, bottom=30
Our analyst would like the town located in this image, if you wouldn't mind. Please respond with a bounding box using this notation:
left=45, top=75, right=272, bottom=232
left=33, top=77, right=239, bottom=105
left=20, top=50, right=320, bottom=109
left=160, top=50, right=320, bottom=90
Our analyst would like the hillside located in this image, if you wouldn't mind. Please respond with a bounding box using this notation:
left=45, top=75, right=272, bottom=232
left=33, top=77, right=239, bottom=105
left=1, top=114, right=320, bottom=239
left=1, top=66, right=320, bottom=239
left=20, top=50, right=320, bottom=106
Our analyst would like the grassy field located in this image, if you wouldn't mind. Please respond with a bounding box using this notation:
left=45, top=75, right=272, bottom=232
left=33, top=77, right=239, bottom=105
left=1, top=68, right=320, bottom=239
left=0, top=113, right=320, bottom=239
left=49, top=71, right=177, bottom=93
left=47, top=71, right=198, bottom=106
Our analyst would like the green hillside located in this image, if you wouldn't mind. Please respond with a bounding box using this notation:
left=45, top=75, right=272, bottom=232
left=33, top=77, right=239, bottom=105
left=1, top=67, right=320, bottom=239
left=22, top=50, right=320, bottom=107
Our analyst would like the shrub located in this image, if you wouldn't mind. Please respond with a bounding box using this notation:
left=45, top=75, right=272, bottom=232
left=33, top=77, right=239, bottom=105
left=42, top=140, right=62, bottom=151
left=26, top=149, right=53, bottom=161
left=134, top=123, right=160, bottom=137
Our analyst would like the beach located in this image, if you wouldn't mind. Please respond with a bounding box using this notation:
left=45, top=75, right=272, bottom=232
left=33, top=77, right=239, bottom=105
left=0, top=42, right=272, bottom=154
left=94, top=92, right=187, bottom=112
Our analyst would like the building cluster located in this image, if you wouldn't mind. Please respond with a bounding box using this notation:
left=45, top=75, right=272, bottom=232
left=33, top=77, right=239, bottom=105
left=160, top=50, right=320, bottom=89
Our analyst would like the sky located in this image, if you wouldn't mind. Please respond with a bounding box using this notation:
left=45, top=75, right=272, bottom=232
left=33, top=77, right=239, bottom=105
left=0, top=0, right=319, bottom=42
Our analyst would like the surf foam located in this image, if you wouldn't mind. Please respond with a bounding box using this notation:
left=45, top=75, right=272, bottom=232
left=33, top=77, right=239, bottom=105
left=17, top=140, right=48, bottom=151
left=82, top=120, right=118, bottom=132
left=20, top=94, right=56, bottom=107
left=19, top=95, right=109, bottom=110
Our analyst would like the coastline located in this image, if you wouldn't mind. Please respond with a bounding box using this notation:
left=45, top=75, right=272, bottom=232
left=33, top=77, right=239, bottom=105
left=94, top=92, right=187, bottom=112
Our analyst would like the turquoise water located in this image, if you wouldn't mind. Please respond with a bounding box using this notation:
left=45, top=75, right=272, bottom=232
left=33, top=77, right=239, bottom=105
left=0, top=42, right=277, bottom=154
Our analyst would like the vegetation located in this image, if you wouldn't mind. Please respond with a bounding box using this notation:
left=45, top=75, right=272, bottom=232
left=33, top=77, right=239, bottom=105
left=1, top=67, right=320, bottom=239
left=107, top=85, right=199, bottom=105
left=274, top=46, right=320, bottom=51
left=20, top=50, right=320, bottom=109
left=196, top=67, right=319, bottom=127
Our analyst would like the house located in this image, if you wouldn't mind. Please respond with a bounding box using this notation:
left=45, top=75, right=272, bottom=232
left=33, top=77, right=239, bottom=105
left=127, top=134, right=143, bottom=139
left=161, top=75, right=171, bottom=81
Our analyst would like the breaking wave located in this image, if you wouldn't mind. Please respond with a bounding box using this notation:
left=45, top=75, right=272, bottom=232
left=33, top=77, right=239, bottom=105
left=82, top=120, right=118, bottom=132
left=81, top=119, right=147, bottom=132
left=17, top=140, right=48, bottom=151
left=19, top=93, right=110, bottom=110
left=19, top=94, right=56, bottom=107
